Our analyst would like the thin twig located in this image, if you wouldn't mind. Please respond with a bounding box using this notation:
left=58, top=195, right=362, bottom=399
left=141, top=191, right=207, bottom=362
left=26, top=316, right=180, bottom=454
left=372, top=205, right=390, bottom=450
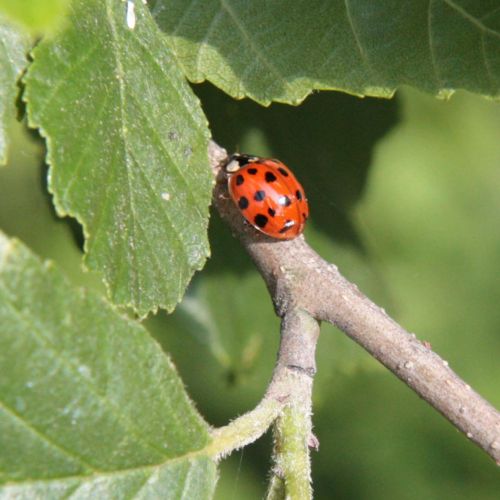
left=265, top=310, right=318, bottom=499
left=208, top=139, right=500, bottom=467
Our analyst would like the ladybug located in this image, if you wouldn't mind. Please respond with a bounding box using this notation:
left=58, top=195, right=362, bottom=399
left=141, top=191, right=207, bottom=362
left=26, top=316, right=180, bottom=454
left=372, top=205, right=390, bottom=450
left=224, top=153, right=309, bottom=240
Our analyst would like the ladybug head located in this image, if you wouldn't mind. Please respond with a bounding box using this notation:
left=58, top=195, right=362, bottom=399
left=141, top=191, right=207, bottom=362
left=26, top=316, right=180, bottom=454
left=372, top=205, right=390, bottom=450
left=224, top=153, right=258, bottom=174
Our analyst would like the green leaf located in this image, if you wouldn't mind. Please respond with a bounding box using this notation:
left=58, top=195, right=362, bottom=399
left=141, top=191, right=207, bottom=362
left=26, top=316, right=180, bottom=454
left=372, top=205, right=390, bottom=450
left=24, top=0, right=212, bottom=316
left=0, top=15, right=30, bottom=165
left=151, top=0, right=500, bottom=105
left=0, top=0, right=69, bottom=33
left=0, top=232, right=217, bottom=498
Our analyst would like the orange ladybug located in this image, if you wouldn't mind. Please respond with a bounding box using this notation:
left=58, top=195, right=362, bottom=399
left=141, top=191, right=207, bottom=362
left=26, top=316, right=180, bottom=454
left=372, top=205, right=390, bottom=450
left=225, top=154, right=309, bottom=240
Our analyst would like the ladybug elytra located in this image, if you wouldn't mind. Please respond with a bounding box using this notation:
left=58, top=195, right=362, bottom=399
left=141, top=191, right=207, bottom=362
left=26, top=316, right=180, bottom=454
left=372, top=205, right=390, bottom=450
left=225, top=154, right=309, bottom=240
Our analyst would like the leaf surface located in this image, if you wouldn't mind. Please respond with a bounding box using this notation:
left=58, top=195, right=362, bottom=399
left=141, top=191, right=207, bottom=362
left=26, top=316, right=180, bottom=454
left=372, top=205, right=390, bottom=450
left=152, top=0, right=500, bottom=104
left=25, top=0, right=212, bottom=316
left=0, top=232, right=216, bottom=498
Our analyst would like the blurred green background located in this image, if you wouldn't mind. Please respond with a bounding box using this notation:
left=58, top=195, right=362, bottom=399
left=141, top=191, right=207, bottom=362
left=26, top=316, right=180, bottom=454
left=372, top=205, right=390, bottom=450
left=1, top=86, right=499, bottom=499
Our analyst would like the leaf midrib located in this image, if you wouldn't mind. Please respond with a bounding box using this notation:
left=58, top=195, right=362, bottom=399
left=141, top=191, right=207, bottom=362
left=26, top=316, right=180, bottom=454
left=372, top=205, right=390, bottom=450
left=0, top=445, right=211, bottom=487
left=0, top=285, right=170, bottom=461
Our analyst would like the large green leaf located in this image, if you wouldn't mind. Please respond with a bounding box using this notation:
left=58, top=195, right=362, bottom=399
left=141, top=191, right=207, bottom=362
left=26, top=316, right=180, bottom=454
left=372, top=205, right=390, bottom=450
left=24, top=0, right=212, bottom=316
left=151, top=0, right=500, bottom=105
left=0, top=232, right=217, bottom=498
left=0, top=15, right=30, bottom=165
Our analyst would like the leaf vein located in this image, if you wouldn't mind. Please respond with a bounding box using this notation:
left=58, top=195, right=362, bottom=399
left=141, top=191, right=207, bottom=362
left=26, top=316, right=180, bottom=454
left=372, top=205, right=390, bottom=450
left=127, top=27, right=206, bottom=134
left=0, top=453, right=211, bottom=488
left=195, top=10, right=224, bottom=76
left=0, top=399, right=95, bottom=472
left=0, top=297, right=169, bottom=459
left=170, top=0, right=198, bottom=37
left=61, top=91, right=113, bottom=203
left=81, top=130, right=121, bottom=258
left=124, top=471, right=151, bottom=499
left=33, top=43, right=101, bottom=120
left=180, top=459, right=196, bottom=500
left=126, top=91, right=205, bottom=220
left=219, top=0, right=294, bottom=94
left=427, top=0, right=442, bottom=88
left=479, top=5, right=500, bottom=22
left=125, top=147, right=189, bottom=290
left=480, top=31, right=497, bottom=90
left=344, top=0, right=373, bottom=74
left=441, top=0, right=500, bottom=39
left=125, top=90, right=205, bottom=220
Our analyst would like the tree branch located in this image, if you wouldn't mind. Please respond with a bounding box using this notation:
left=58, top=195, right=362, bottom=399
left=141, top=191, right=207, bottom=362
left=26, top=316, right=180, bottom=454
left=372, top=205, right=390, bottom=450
left=208, top=140, right=500, bottom=467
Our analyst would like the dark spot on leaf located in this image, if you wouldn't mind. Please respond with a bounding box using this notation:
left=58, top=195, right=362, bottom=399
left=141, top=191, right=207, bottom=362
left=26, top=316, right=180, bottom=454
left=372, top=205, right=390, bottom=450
left=238, top=197, right=249, bottom=209
left=254, top=214, right=268, bottom=228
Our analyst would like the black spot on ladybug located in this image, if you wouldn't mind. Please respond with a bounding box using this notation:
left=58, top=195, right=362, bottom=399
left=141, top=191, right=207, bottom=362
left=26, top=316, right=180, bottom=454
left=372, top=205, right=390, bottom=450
left=278, top=195, right=292, bottom=207
left=268, top=208, right=276, bottom=217
left=302, top=212, right=308, bottom=220
left=236, top=174, right=245, bottom=186
left=254, top=214, right=268, bottom=228
left=247, top=167, right=258, bottom=175
left=296, top=190, right=303, bottom=200
left=278, top=167, right=289, bottom=177
left=238, top=196, right=249, bottom=209
left=265, top=171, right=277, bottom=183
left=254, top=190, right=266, bottom=201
left=279, top=220, right=295, bottom=233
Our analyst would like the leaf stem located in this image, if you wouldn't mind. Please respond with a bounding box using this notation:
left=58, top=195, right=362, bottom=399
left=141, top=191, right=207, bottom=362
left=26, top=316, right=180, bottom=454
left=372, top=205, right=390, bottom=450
left=207, top=398, right=283, bottom=460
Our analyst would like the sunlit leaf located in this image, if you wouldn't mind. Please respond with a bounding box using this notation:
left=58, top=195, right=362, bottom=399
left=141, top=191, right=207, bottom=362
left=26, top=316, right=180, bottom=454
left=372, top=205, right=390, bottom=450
left=0, top=232, right=217, bottom=498
left=25, top=0, right=213, bottom=316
